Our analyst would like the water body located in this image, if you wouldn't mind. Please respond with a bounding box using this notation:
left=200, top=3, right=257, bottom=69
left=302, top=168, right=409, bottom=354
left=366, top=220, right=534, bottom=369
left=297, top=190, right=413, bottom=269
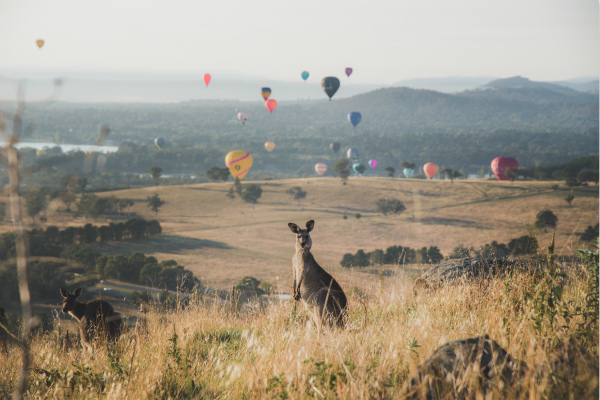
left=0, top=141, right=119, bottom=154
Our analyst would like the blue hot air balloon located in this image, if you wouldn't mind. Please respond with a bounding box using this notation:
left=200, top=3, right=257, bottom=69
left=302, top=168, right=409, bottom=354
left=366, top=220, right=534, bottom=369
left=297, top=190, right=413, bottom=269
left=347, top=112, right=362, bottom=127
left=403, top=168, right=414, bottom=178
left=301, top=71, right=309, bottom=81
left=353, top=162, right=366, bottom=175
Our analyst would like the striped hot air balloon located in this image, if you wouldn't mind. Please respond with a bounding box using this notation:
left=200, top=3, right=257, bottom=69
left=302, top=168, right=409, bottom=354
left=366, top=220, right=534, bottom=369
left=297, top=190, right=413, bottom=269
left=225, top=151, right=253, bottom=180
left=315, top=163, right=327, bottom=176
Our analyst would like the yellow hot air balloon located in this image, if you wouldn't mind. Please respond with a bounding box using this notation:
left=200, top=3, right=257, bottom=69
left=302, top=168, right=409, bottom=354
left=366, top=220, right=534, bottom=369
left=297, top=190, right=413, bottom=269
left=265, top=142, right=275, bottom=152
left=225, top=150, right=253, bottom=180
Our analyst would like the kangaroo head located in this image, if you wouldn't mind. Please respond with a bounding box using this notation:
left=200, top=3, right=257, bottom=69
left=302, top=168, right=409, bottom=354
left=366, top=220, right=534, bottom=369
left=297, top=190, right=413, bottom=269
left=60, top=287, right=82, bottom=313
left=288, top=220, right=314, bottom=250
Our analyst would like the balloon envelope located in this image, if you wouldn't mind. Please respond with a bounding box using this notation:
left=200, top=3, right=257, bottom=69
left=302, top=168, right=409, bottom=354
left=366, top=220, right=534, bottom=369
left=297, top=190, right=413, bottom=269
left=345, top=68, right=353, bottom=77
left=491, top=157, right=519, bottom=181
left=369, top=159, right=377, bottom=168
left=403, top=168, right=414, bottom=178
left=301, top=71, right=309, bottom=81
left=347, top=112, right=362, bottom=127
left=261, top=87, right=272, bottom=100
left=203, top=74, right=211, bottom=87
left=265, top=142, right=275, bottom=152
left=225, top=151, right=253, bottom=180
left=346, top=147, right=359, bottom=160
left=353, top=162, right=366, bottom=174
left=423, top=163, right=439, bottom=179
left=315, top=163, right=327, bottom=176
left=154, top=137, right=166, bottom=150
left=36, top=39, right=44, bottom=48
left=330, top=142, right=341, bottom=154
left=265, top=99, right=277, bottom=113
left=321, top=77, right=340, bottom=100
left=237, top=112, right=248, bottom=125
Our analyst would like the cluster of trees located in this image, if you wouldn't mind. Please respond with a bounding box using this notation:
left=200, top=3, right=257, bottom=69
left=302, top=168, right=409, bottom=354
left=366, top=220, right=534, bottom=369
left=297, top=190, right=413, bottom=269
left=341, top=245, right=444, bottom=267
left=375, top=198, right=406, bottom=216
left=233, top=276, right=273, bottom=301
left=226, top=179, right=263, bottom=205
left=0, top=218, right=162, bottom=261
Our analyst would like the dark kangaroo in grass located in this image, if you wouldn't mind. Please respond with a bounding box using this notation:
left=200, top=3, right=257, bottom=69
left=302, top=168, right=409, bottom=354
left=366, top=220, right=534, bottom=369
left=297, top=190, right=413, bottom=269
left=288, top=220, right=348, bottom=328
left=60, top=287, right=122, bottom=352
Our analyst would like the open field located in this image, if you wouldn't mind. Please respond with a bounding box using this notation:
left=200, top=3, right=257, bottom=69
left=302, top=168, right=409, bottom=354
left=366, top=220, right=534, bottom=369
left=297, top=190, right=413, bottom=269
left=3, top=177, right=596, bottom=291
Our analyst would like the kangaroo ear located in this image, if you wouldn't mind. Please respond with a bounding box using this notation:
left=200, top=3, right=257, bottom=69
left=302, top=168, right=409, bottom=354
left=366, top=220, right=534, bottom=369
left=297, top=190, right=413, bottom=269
left=306, top=220, right=314, bottom=232
left=288, top=223, right=301, bottom=234
left=73, top=287, right=83, bottom=298
left=60, top=287, right=69, bottom=298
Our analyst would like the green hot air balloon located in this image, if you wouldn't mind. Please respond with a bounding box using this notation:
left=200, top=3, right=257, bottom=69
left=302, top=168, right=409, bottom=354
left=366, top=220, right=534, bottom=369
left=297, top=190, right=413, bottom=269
left=301, top=71, right=309, bottom=81
left=321, top=77, right=340, bottom=101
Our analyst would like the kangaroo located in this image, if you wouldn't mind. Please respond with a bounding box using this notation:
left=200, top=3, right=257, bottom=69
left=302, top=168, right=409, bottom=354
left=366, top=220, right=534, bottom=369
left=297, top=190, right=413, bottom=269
left=60, top=287, right=122, bottom=352
left=288, top=220, right=348, bottom=328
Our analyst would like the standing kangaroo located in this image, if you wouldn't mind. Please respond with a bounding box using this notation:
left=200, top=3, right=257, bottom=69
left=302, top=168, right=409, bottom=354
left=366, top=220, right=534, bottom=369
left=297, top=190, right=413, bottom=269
left=288, top=220, right=348, bottom=328
left=60, top=287, right=122, bottom=352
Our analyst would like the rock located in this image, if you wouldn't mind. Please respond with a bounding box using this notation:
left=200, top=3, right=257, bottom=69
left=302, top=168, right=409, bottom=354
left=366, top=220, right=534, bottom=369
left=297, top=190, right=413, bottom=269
left=404, top=335, right=528, bottom=399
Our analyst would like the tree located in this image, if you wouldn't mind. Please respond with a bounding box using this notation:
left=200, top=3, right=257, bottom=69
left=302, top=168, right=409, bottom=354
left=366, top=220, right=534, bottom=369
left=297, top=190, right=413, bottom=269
left=449, top=244, right=471, bottom=259
left=286, top=186, right=307, bottom=205
left=240, top=184, right=262, bottom=205
left=77, top=177, right=88, bottom=193
left=577, top=169, right=599, bottom=185
left=0, top=201, right=6, bottom=222
left=581, top=224, right=599, bottom=242
left=234, top=276, right=265, bottom=297
left=564, top=194, right=574, bottom=207
left=147, top=193, right=165, bottom=216
left=508, top=235, right=538, bottom=255
left=354, top=163, right=367, bottom=175
left=401, top=162, right=415, bottom=169
left=206, top=166, right=230, bottom=182
left=24, top=189, right=47, bottom=223
left=233, top=177, right=243, bottom=197
left=375, top=198, right=406, bottom=216
left=534, top=210, right=558, bottom=232
left=384, top=167, right=395, bottom=178
left=150, top=166, right=163, bottom=185
left=332, top=158, right=351, bottom=182
left=440, top=168, right=463, bottom=183
left=226, top=187, right=236, bottom=201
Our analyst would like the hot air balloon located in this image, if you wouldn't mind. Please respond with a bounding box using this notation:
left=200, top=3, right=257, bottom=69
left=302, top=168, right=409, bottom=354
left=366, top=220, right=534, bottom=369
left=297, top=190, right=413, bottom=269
left=347, top=147, right=359, bottom=160
left=369, top=159, right=377, bottom=168
left=330, top=142, right=341, bottom=154
left=347, top=112, right=362, bottom=127
left=301, top=71, right=309, bottom=81
left=353, top=162, right=366, bottom=175
left=265, top=99, right=277, bottom=113
left=203, top=74, right=211, bottom=87
left=265, top=142, right=275, bottom=152
left=154, top=137, right=166, bottom=150
left=321, top=77, right=340, bottom=100
left=261, top=87, right=271, bottom=100
left=345, top=68, right=353, bottom=78
left=315, top=163, right=327, bottom=176
left=403, top=168, right=414, bottom=178
left=36, top=39, right=45, bottom=49
left=491, top=157, right=519, bottom=181
left=225, top=151, right=253, bottom=180
left=237, top=112, right=248, bottom=125
left=423, top=163, right=439, bottom=179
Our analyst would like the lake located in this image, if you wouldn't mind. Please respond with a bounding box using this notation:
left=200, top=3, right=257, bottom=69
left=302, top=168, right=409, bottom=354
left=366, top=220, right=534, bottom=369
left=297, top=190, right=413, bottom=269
left=0, top=141, right=119, bottom=154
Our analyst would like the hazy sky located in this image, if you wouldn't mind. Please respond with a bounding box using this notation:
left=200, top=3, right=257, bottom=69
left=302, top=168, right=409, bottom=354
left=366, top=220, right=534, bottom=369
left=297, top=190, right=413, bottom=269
left=1, top=0, right=598, bottom=83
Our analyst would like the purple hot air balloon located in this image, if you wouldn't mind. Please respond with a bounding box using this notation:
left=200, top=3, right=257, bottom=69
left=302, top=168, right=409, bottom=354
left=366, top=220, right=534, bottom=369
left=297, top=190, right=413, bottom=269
left=345, top=67, right=353, bottom=78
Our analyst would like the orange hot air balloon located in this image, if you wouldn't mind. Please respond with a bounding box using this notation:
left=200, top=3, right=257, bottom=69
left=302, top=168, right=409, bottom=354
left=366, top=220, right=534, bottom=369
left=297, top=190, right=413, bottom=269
left=315, top=163, right=327, bottom=176
left=203, top=74, right=211, bottom=87
left=225, top=151, right=253, bottom=180
left=265, top=99, right=277, bottom=113
left=423, top=162, right=439, bottom=179
left=265, top=142, right=275, bottom=152
left=36, top=39, right=45, bottom=49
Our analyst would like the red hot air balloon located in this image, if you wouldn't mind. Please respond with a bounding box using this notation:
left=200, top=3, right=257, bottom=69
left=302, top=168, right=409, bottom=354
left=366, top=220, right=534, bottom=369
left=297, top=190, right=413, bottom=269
left=203, top=74, right=211, bottom=87
left=423, top=162, right=439, bottom=179
left=491, top=157, right=519, bottom=181
left=265, top=99, right=277, bottom=113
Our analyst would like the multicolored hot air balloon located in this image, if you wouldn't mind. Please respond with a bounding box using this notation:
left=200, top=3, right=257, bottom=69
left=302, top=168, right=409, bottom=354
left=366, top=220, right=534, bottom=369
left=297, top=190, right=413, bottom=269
left=261, top=87, right=272, bottom=100
left=423, top=162, right=439, bottom=179
left=265, top=142, right=275, bottom=152
left=330, top=142, right=341, bottom=154
left=403, top=168, right=415, bottom=178
left=347, top=112, right=362, bottom=127
left=321, top=77, right=340, bottom=100
left=353, top=162, right=366, bottom=175
left=36, top=39, right=45, bottom=49
left=237, top=112, right=248, bottom=125
left=154, top=137, right=166, bottom=150
left=315, top=163, right=327, bottom=176
left=203, top=74, right=211, bottom=87
left=369, top=159, right=377, bottom=168
left=265, top=99, right=277, bottom=113
left=345, top=68, right=353, bottom=78
left=347, top=147, right=359, bottom=160
left=225, top=151, right=253, bottom=180
left=491, top=157, right=519, bottom=181
left=301, top=71, right=309, bottom=81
